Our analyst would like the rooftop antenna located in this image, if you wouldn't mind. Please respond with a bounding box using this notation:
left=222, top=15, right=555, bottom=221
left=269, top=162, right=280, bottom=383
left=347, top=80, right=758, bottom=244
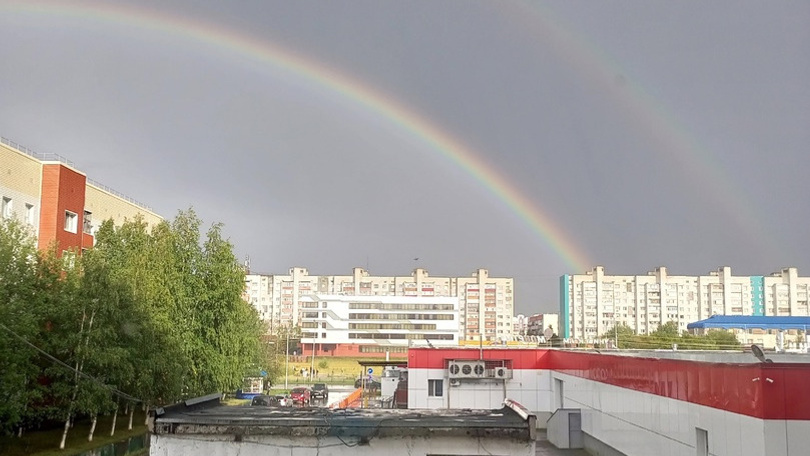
left=424, top=336, right=435, bottom=349
left=751, top=344, right=773, bottom=363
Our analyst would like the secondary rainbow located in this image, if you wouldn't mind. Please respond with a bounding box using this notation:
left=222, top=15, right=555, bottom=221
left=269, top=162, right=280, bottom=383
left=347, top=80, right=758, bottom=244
left=3, top=1, right=593, bottom=272
left=504, top=1, right=779, bottom=257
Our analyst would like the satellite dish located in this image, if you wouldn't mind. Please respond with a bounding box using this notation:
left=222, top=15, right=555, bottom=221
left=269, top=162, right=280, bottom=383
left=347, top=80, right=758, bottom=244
left=751, top=344, right=772, bottom=363
left=543, top=328, right=554, bottom=340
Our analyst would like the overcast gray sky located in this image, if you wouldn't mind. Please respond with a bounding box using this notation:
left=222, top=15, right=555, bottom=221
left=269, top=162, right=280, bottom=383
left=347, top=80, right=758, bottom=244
left=1, top=1, right=808, bottom=314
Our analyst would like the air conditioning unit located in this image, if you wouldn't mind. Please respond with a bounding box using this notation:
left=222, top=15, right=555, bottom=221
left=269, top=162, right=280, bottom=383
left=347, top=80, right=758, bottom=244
left=449, top=379, right=461, bottom=387
left=448, top=360, right=486, bottom=378
left=493, top=367, right=512, bottom=379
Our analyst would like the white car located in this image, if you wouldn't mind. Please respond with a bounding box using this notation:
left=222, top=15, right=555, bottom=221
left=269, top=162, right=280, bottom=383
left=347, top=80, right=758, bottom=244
left=275, top=395, right=292, bottom=407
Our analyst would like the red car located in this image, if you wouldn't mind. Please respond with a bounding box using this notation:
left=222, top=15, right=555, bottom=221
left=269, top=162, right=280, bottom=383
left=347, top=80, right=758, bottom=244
left=289, top=387, right=311, bottom=405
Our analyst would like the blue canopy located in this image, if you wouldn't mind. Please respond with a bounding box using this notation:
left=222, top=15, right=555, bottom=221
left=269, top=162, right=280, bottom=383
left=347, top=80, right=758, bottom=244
left=687, top=315, right=810, bottom=330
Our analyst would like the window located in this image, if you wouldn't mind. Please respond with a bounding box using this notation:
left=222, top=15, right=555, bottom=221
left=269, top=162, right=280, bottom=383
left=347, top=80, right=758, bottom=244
left=64, top=211, right=77, bottom=233
left=83, top=210, right=92, bottom=234
left=1, top=197, right=11, bottom=219
left=428, top=379, right=443, bottom=397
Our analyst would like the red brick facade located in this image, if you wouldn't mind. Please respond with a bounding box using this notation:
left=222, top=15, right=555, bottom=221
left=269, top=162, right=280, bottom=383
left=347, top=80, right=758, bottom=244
left=38, top=164, right=92, bottom=254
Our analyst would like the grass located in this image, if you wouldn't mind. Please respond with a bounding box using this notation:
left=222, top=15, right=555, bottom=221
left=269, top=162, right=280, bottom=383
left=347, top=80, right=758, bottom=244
left=0, top=411, right=148, bottom=456
left=280, top=356, right=402, bottom=387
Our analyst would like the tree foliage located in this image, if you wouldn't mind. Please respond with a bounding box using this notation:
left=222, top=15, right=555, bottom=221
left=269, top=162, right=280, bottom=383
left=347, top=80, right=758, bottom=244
left=601, top=321, right=742, bottom=350
left=0, top=210, right=266, bottom=443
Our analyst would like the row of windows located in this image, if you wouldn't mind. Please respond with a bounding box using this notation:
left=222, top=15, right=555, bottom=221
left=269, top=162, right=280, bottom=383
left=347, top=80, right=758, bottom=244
left=359, top=346, right=408, bottom=353
left=1, top=197, right=36, bottom=225
left=349, top=303, right=455, bottom=311
left=349, top=313, right=454, bottom=321
left=349, top=323, right=437, bottom=330
left=348, top=333, right=454, bottom=340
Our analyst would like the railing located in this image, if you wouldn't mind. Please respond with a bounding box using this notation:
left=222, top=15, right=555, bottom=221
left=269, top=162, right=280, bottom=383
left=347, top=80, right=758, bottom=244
left=1, top=136, right=154, bottom=212
left=1, top=137, right=76, bottom=167
left=330, top=388, right=363, bottom=409
left=87, top=178, right=154, bottom=212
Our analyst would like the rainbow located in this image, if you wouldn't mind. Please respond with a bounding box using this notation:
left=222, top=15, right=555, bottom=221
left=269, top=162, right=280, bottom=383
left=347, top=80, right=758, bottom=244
left=3, top=1, right=595, bottom=272
left=502, top=2, right=779, bottom=257
left=17, top=1, right=780, bottom=273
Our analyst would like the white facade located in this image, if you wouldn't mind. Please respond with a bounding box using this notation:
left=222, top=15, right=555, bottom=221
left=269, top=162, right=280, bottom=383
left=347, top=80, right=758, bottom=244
left=552, top=371, right=810, bottom=456
left=407, top=348, right=810, bottom=456
left=408, top=364, right=554, bottom=417
left=561, top=266, right=810, bottom=340
left=298, top=294, right=459, bottom=349
left=245, top=267, right=514, bottom=340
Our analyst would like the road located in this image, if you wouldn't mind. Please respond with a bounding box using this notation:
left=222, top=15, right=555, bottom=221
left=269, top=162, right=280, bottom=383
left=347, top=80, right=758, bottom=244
left=281, top=384, right=356, bottom=408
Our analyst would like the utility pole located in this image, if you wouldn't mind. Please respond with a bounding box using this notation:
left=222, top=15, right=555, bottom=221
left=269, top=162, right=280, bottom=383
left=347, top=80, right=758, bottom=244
left=310, top=338, right=316, bottom=383
left=284, top=324, right=290, bottom=389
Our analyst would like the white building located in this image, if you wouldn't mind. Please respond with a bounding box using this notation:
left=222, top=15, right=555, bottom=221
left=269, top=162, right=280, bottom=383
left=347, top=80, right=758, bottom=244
left=560, top=266, right=810, bottom=340
left=407, top=347, right=810, bottom=456
left=245, top=267, right=514, bottom=341
left=298, top=294, right=459, bottom=357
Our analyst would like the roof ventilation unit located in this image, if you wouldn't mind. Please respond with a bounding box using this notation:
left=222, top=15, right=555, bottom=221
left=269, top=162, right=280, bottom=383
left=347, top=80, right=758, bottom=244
left=493, top=367, right=512, bottom=379
left=448, top=360, right=486, bottom=378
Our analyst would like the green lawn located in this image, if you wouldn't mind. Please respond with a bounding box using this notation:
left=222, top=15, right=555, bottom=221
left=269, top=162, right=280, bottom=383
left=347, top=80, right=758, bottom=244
left=0, top=411, right=148, bottom=456
left=280, top=356, right=402, bottom=387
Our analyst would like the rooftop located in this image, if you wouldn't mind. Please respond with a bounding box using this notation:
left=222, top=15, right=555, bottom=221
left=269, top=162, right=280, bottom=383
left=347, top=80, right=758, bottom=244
left=150, top=394, right=536, bottom=441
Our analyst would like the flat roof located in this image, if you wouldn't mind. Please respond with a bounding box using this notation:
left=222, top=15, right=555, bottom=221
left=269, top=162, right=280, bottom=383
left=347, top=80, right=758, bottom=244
left=150, top=396, right=535, bottom=441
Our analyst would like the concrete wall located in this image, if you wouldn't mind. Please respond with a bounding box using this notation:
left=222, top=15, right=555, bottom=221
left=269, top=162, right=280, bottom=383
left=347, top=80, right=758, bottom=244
left=150, top=434, right=534, bottom=456
left=408, top=366, right=553, bottom=421
left=552, top=371, right=810, bottom=456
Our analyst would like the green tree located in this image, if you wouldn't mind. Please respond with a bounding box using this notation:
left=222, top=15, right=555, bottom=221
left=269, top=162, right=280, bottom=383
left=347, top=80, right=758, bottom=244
left=602, top=323, right=637, bottom=348
left=1, top=209, right=267, bottom=445
left=0, top=218, right=41, bottom=435
left=703, top=329, right=741, bottom=349
left=651, top=321, right=680, bottom=339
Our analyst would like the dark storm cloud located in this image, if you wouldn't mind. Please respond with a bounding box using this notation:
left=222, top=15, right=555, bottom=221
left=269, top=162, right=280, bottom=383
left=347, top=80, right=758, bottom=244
left=1, top=1, right=808, bottom=313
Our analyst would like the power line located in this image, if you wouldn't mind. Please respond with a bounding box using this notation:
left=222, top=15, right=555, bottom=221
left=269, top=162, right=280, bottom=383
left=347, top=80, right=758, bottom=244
left=0, top=322, right=142, bottom=403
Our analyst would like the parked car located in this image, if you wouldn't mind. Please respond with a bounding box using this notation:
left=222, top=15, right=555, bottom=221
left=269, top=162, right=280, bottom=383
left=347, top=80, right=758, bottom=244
left=275, top=394, right=292, bottom=407
left=290, top=387, right=311, bottom=405
left=250, top=394, right=280, bottom=407
left=354, top=378, right=381, bottom=390
left=311, top=383, right=329, bottom=400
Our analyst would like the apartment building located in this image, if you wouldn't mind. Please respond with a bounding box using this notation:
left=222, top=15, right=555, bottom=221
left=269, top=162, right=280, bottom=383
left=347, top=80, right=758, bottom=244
left=560, top=266, right=810, bottom=340
left=1, top=137, right=161, bottom=254
left=245, top=267, right=514, bottom=341
left=297, top=294, right=459, bottom=357
left=526, top=313, right=559, bottom=337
